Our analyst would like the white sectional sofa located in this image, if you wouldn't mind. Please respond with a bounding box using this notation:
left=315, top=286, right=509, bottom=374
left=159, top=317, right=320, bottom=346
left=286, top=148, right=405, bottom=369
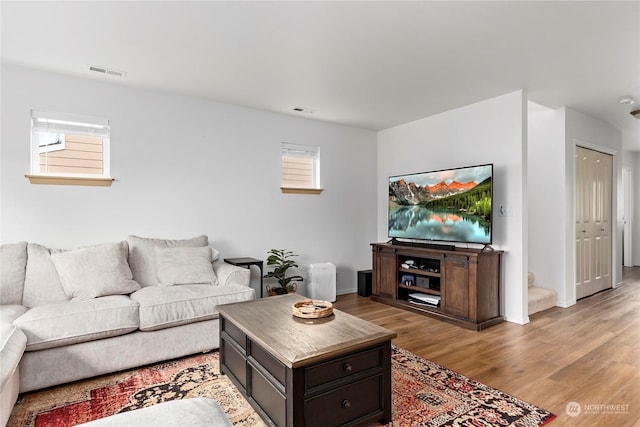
left=0, top=235, right=255, bottom=426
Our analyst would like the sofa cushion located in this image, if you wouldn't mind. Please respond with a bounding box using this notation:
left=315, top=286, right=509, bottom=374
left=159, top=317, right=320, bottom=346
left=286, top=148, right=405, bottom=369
left=155, top=246, right=218, bottom=286
left=212, top=261, right=251, bottom=287
left=1, top=305, right=28, bottom=393
left=130, top=284, right=255, bottom=332
left=50, top=242, right=141, bottom=300
left=0, top=242, right=27, bottom=305
left=23, top=243, right=69, bottom=308
left=0, top=305, right=28, bottom=324
left=127, top=235, right=210, bottom=287
left=14, top=296, right=140, bottom=351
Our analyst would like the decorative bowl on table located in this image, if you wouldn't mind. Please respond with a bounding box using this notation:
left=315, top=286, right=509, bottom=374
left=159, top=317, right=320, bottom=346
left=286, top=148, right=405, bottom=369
left=292, top=300, right=333, bottom=319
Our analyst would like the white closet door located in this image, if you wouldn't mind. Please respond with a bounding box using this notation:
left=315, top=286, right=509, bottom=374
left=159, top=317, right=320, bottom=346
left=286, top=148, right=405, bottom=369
left=576, top=146, right=612, bottom=299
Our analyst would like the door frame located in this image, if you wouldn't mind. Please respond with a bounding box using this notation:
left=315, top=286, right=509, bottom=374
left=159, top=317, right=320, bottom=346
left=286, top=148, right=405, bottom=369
left=571, top=139, right=618, bottom=305
left=622, top=166, right=634, bottom=267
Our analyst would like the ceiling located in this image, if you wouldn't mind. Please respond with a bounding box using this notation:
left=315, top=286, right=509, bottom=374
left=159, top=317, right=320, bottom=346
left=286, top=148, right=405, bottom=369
left=2, top=1, right=639, bottom=151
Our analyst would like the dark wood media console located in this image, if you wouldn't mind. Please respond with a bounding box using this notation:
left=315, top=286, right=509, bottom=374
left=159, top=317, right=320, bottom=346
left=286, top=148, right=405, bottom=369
left=371, top=242, right=503, bottom=330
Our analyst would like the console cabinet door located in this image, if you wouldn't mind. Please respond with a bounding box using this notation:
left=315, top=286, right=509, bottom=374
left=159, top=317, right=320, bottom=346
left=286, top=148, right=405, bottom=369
left=443, top=256, right=469, bottom=318
left=373, top=247, right=397, bottom=298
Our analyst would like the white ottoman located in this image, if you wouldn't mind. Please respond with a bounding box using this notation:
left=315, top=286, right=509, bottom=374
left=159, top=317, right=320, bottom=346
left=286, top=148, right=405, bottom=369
left=77, top=398, right=233, bottom=427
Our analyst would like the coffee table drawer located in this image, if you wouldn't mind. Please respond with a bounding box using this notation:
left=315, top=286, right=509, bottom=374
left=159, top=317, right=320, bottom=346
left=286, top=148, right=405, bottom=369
left=222, top=340, right=247, bottom=390
left=305, top=346, right=383, bottom=390
left=222, top=318, right=247, bottom=350
left=304, top=375, right=382, bottom=427
left=250, top=340, right=287, bottom=386
left=250, top=364, right=286, bottom=427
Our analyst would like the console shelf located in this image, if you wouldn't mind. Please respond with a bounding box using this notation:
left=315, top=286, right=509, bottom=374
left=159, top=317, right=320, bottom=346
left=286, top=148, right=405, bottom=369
left=398, top=284, right=440, bottom=295
left=398, top=267, right=441, bottom=278
left=371, top=242, right=503, bottom=330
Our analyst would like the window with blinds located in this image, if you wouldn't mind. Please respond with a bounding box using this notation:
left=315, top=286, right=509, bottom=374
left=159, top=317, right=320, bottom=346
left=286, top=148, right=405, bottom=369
left=281, top=142, right=320, bottom=190
left=31, top=110, right=110, bottom=178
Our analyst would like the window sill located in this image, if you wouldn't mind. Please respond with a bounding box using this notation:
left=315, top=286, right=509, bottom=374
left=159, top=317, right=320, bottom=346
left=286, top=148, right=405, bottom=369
left=26, top=175, right=114, bottom=187
left=281, top=187, right=323, bottom=195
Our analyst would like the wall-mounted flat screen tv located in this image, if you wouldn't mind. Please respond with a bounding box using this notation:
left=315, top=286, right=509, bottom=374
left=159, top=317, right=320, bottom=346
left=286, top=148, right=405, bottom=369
left=388, top=163, right=493, bottom=245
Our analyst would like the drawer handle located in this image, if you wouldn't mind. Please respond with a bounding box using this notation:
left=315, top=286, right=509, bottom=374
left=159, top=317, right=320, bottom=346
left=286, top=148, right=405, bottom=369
left=342, top=399, right=351, bottom=408
left=343, top=363, right=353, bottom=372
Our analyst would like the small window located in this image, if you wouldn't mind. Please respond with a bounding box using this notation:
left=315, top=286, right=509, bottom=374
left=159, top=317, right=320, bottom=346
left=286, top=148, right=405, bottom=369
left=36, top=131, right=66, bottom=153
left=28, top=110, right=112, bottom=186
left=281, top=142, right=321, bottom=194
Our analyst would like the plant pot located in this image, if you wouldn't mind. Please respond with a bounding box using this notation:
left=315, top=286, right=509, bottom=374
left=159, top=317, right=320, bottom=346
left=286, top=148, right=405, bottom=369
left=266, top=283, right=297, bottom=296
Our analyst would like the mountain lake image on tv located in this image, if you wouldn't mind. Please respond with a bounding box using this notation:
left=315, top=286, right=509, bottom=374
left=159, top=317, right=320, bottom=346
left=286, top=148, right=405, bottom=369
left=388, top=164, right=493, bottom=244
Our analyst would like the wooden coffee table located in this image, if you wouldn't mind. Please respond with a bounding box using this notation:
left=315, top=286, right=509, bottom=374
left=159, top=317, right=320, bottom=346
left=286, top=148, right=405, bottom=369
left=218, top=294, right=397, bottom=427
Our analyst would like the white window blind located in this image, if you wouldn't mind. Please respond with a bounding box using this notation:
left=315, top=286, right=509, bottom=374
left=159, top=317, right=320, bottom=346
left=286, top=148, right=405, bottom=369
left=282, top=142, right=320, bottom=189
left=31, top=110, right=110, bottom=178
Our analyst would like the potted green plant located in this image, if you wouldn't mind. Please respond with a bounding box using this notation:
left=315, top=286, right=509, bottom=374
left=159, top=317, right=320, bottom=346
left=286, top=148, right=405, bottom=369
left=263, top=249, right=304, bottom=296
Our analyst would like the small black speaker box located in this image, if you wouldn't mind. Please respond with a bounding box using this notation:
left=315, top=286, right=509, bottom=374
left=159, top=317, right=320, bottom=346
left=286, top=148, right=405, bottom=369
left=357, top=270, right=372, bottom=297
left=416, top=276, right=430, bottom=288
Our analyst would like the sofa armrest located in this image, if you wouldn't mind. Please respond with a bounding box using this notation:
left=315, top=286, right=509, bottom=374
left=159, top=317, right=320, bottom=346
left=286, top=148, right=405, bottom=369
left=212, top=261, right=251, bottom=287
left=1, top=305, right=28, bottom=395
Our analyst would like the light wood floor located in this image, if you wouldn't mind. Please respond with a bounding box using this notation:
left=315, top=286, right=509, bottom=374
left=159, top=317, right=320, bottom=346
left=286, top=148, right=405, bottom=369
left=334, top=267, right=640, bottom=427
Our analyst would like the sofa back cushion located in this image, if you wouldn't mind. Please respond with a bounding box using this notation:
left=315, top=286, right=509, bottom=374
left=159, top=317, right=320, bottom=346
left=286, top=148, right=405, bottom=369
left=127, top=235, right=208, bottom=287
left=50, top=241, right=140, bottom=300
left=0, top=242, right=28, bottom=305
left=23, top=243, right=69, bottom=308
left=154, top=246, right=218, bottom=286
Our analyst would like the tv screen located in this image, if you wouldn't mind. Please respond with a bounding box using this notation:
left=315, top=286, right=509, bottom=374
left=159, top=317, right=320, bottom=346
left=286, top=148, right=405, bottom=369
left=388, top=164, right=493, bottom=245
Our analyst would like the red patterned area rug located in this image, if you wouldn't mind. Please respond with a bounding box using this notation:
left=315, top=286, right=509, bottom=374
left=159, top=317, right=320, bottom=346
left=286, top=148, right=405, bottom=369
left=389, top=346, right=555, bottom=427
left=8, top=346, right=555, bottom=427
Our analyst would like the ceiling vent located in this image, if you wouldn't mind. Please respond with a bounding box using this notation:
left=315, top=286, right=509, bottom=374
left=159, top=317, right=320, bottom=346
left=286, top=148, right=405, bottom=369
left=292, top=107, right=315, bottom=114
left=88, top=64, right=126, bottom=78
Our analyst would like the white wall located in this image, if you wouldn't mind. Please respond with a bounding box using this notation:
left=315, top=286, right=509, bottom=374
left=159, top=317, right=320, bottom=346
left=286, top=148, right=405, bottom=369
left=564, top=108, right=623, bottom=305
left=528, top=103, right=566, bottom=305
left=0, top=63, right=378, bottom=296
left=377, top=91, right=529, bottom=324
